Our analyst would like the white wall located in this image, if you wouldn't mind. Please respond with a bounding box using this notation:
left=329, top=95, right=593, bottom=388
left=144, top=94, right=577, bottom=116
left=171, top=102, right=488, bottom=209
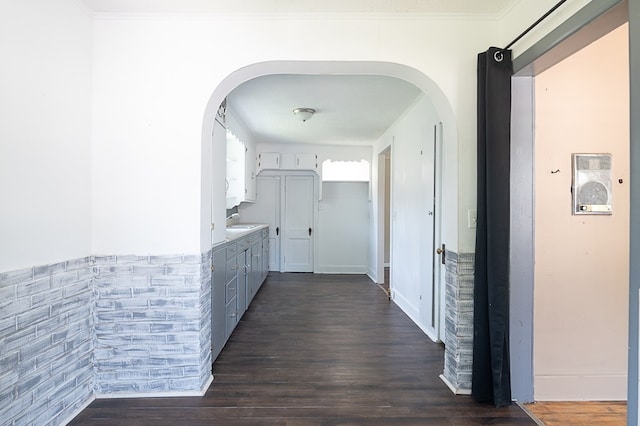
left=373, top=95, right=441, bottom=339
left=0, top=0, right=93, bottom=272
left=534, top=23, right=629, bottom=400
left=317, top=182, right=369, bottom=273
left=90, top=13, right=501, bottom=258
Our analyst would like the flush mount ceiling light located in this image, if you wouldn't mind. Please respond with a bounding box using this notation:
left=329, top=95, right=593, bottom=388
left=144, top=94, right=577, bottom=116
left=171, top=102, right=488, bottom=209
left=293, top=107, right=316, bottom=122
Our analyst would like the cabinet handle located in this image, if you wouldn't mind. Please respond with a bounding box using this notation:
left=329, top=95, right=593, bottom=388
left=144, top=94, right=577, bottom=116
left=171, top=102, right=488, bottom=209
left=276, top=227, right=279, bottom=236
left=308, top=227, right=312, bottom=236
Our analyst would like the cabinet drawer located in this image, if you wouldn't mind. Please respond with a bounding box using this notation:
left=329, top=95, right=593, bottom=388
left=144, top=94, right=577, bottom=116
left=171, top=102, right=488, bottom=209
left=226, top=242, right=238, bottom=260
left=237, top=236, right=250, bottom=252
left=225, top=280, right=237, bottom=304
left=226, top=258, right=238, bottom=282
left=225, top=297, right=237, bottom=336
left=250, top=230, right=262, bottom=244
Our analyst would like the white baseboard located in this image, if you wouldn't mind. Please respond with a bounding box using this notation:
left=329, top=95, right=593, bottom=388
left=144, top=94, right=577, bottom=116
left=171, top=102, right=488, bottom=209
left=439, top=374, right=472, bottom=395
left=315, top=265, right=368, bottom=274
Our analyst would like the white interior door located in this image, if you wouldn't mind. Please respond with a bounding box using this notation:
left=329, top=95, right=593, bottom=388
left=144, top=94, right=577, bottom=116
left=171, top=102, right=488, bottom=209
left=434, top=122, right=446, bottom=341
left=283, top=175, right=314, bottom=272
left=238, top=175, right=281, bottom=271
left=419, top=126, right=437, bottom=338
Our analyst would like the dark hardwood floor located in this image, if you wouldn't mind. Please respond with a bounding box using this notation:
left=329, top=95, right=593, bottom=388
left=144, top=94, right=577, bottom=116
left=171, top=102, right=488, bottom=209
left=70, top=272, right=535, bottom=425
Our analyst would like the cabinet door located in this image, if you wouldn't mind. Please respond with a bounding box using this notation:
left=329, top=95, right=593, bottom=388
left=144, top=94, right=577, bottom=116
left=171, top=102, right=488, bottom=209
left=225, top=296, right=237, bottom=339
left=257, top=152, right=280, bottom=171
left=226, top=131, right=245, bottom=208
left=251, top=240, right=261, bottom=300
left=236, top=250, right=248, bottom=316
left=295, top=153, right=317, bottom=170
left=245, top=144, right=256, bottom=202
left=262, top=234, right=269, bottom=282
left=239, top=176, right=281, bottom=271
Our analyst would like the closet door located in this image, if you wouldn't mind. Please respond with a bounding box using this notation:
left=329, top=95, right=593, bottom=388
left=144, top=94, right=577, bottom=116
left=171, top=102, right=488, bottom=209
left=240, top=175, right=281, bottom=271
left=283, top=175, right=314, bottom=272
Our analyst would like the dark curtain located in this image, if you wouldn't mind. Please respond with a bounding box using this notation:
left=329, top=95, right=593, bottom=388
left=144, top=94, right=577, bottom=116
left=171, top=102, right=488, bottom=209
left=472, top=47, right=513, bottom=407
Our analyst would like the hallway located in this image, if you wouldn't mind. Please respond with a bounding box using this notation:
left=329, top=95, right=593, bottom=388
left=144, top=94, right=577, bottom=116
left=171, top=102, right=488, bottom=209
left=70, top=273, right=534, bottom=425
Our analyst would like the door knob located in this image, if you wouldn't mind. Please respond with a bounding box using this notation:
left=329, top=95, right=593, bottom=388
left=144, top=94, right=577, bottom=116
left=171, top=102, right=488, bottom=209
left=437, top=243, right=446, bottom=265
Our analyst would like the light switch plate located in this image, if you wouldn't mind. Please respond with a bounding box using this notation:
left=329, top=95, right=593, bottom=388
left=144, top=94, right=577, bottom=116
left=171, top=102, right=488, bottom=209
left=468, top=209, right=477, bottom=229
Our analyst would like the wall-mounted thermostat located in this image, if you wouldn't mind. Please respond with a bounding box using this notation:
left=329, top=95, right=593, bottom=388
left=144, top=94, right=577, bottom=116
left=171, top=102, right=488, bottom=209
left=572, top=153, right=612, bottom=215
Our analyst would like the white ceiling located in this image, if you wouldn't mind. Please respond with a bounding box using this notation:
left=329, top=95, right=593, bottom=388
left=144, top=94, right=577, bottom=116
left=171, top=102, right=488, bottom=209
left=227, top=75, right=421, bottom=146
left=81, top=0, right=517, bottom=15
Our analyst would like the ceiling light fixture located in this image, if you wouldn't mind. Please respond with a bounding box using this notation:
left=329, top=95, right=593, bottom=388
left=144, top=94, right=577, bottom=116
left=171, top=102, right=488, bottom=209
left=293, top=108, right=316, bottom=122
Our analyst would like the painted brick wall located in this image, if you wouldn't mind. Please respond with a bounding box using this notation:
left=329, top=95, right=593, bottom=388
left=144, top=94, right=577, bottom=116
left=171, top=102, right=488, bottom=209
left=93, top=253, right=210, bottom=395
left=1, top=251, right=213, bottom=425
left=442, top=251, right=474, bottom=394
left=0, top=257, right=94, bottom=425
left=198, top=251, right=213, bottom=391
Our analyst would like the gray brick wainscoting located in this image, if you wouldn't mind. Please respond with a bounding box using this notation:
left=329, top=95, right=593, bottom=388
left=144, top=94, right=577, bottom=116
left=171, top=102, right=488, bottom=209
left=93, top=252, right=213, bottom=396
left=440, top=250, right=475, bottom=395
left=0, top=258, right=95, bottom=425
left=0, top=252, right=213, bottom=426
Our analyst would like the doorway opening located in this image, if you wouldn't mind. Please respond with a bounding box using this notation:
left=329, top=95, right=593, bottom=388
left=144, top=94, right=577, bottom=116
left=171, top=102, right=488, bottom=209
left=508, top=0, right=631, bottom=414
left=201, top=61, right=457, bottom=347
left=378, top=147, right=392, bottom=299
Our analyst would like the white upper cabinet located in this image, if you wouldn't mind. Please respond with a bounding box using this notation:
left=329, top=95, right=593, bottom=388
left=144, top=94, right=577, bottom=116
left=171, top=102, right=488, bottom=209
left=245, top=144, right=256, bottom=202
left=226, top=130, right=245, bottom=209
left=257, top=151, right=318, bottom=172
left=257, top=152, right=281, bottom=172
left=295, top=153, right=318, bottom=170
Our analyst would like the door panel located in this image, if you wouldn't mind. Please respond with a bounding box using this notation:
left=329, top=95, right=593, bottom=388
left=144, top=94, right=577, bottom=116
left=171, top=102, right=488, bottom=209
left=419, top=125, right=437, bottom=337
left=239, top=176, right=280, bottom=271
left=284, top=175, right=314, bottom=272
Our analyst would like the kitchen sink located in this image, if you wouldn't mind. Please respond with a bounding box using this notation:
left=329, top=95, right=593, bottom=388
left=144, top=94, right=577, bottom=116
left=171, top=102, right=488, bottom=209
left=227, top=224, right=260, bottom=230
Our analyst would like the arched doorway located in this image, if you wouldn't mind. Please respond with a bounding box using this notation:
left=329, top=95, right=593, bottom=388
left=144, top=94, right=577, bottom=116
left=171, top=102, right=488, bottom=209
left=200, top=61, right=458, bottom=343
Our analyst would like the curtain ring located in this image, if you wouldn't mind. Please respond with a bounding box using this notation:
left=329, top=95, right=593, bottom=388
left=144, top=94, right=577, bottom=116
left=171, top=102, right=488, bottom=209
left=494, top=50, right=504, bottom=63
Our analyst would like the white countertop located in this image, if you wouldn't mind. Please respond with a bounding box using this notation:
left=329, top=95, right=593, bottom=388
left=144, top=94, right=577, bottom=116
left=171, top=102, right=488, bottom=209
left=224, top=223, right=268, bottom=242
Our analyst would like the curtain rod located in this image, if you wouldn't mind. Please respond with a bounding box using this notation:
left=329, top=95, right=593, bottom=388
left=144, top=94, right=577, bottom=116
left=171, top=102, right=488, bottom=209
left=503, top=0, right=568, bottom=50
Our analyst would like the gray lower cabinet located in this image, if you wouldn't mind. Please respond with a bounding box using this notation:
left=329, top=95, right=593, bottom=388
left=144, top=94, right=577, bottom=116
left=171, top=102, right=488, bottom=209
left=250, top=232, right=262, bottom=300
left=224, top=243, right=239, bottom=346
left=211, top=227, right=269, bottom=363
left=261, top=229, right=269, bottom=282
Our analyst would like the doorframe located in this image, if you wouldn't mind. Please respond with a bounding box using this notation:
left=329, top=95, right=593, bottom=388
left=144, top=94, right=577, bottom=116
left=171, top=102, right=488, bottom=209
left=507, top=0, right=635, bottom=408
left=376, top=145, right=392, bottom=287
left=433, top=122, right=446, bottom=341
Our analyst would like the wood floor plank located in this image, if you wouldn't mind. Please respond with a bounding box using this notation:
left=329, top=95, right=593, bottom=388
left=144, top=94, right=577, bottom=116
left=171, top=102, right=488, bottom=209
left=69, top=272, right=535, bottom=425
left=525, top=401, right=626, bottom=425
